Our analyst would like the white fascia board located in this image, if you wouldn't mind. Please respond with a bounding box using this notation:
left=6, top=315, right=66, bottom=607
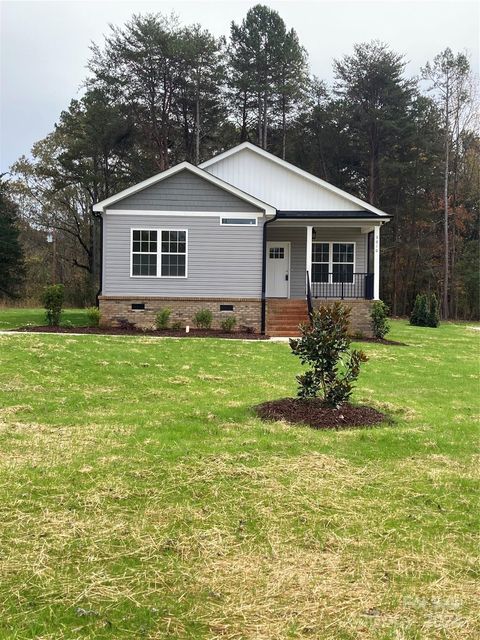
left=93, top=160, right=275, bottom=215
left=105, top=210, right=265, bottom=217
left=271, top=218, right=387, bottom=228
left=200, top=142, right=389, bottom=218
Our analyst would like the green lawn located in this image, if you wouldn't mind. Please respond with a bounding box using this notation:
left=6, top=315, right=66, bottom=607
left=0, top=314, right=478, bottom=639
left=0, top=307, right=88, bottom=330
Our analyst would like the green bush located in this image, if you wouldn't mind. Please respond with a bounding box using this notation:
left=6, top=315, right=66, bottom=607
left=290, top=302, right=368, bottom=407
left=410, top=293, right=440, bottom=327
left=221, top=315, right=237, bottom=332
left=155, top=308, right=171, bottom=330
left=194, top=308, right=213, bottom=329
left=42, top=284, right=64, bottom=326
left=371, top=300, right=390, bottom=339
left=410, top=294, right=428, bottom=326
left=171, top=321, right=183, bottom=331
left=86, top=306, right=101, bottom=327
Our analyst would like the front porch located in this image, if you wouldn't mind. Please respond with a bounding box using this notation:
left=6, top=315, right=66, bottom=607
left=265, top=217, right=383, bottom=336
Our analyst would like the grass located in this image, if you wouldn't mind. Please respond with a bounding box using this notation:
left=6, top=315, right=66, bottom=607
left=0, top=311, right=478, bottom=639
left=0, top=307, right=88, bottom=330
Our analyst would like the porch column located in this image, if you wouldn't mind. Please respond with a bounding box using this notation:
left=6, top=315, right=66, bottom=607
left=306, top=226, right=313, bottom=285
left=373, top=224, right=380, bottom=300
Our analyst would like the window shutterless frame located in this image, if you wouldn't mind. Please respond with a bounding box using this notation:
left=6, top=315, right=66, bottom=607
left=220, top=217, right=258, bottom=226
left=130, top=228, right=188, bottom=278
left=311, top=241, right=356, bottom=284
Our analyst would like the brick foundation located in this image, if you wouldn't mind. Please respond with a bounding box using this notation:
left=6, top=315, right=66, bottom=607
left=312, top=299, right=374, bottom=336
left=99, top=296, right=262, bottom=332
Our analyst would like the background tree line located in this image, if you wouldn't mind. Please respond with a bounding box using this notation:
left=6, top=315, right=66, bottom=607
left=2, top=4, right=479, bottom=319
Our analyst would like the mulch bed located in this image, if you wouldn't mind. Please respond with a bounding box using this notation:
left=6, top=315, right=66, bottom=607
left=254, top=397, right=387, bottom=430
left=355, top=336, right=407, bottom=346
left=12, top=325, right=268, bottom=340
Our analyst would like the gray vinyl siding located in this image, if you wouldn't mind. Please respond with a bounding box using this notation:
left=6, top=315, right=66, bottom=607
left=103, top=214, right=264, bottom=297
left=267, top=224, right=367, bottom=298
left=112, top=170, right=262, bottom=212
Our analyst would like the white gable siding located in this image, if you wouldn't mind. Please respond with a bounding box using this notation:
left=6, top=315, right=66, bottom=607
left=204, top=148, right=363, bottom=211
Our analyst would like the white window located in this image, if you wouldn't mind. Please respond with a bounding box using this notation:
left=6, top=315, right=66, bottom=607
left=269, top=247, right=285, bottom=259
left=332, top=243, right=354, bottom=283
left=311, top=242, right=355, bottom=284
left=161, top=230, right=187, bottom=277
left=221, top=217, right=257, bottom=226
left=131, top=229, right=187, bottom=278
left=132, top=230, right=157, bottom=276
left=312, top=242, right=329, bottom=283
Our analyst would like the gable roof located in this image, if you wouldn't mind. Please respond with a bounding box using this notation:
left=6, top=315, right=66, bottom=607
left=93, top=160, right=276, bottom=214
left=200, top=142, right=389, bottom=218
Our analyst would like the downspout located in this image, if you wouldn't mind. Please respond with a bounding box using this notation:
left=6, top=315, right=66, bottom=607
left=260, top=211, right=278, bottom=334
left=95, top=212, right=103, bottom=307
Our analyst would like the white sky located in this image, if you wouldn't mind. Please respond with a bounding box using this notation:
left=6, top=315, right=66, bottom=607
left=1, top=0, right=478, bottom=172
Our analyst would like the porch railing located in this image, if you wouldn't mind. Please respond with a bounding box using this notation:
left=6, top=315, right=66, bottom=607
left=306, top=270, right=314, bottom=318
left=310, top=273, right=374, bottom=300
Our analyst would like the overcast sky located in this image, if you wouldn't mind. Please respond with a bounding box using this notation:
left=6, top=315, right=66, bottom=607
left=1, top=0, right=478, bottom=172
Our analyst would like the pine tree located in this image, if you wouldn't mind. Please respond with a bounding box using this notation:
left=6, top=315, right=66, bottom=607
left=228, top=4, right=307, bottom=151
left=0, top=178, right=24, bottom=299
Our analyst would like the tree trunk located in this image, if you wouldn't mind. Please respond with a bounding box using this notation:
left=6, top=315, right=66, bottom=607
left=195, top=96, right=200, bottom=166
left=258, top=94, right=262, bottom=146
left=240, top=91, right=248, bottom=142
left=368, top=124, right=378, bottom=205
left=282, top=94, right=286, bottom=160
left=443, top=83, right=450, bottom=320
left=263, top=93, right=268, bottom=149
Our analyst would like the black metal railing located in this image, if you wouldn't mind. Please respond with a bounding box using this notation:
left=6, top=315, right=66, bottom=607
left=310, top=273, right=374, bottom=300
left=306, top=270, right=314, bottom=318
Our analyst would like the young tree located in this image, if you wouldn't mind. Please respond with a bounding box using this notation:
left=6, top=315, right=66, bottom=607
left=0, top=177, right=24, bottom=299
left=422, top=48, right=471, bottom=319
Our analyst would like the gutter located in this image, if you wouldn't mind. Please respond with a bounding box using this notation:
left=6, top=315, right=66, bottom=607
left=260, top=212, right=278, bottom=334
left=95, top=213, right=103, bottom=306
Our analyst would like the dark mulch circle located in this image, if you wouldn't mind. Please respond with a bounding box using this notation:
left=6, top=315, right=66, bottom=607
left=254, top=397, right=387, bottom=430
left=355, top=336, right=407, bottom=346
left=13, top=325, right=267, bottom=340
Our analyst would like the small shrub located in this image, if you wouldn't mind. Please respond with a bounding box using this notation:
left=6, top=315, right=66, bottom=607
left=171, top=321, right=183, bottom=331
left=410, top=293, right=440, bottom=328
left=86, top=306, right=101, bottom=327
left=410, top=294, right=428, bottom=326
left=155, top=308, right=171, bottom=330
left=428, top=293, right=440, bottom=327
left=290, top=302, right=368, bottom=408
left=194, top=308, right=213, bottom=329
left=371, top=300, right=390, bottom=339
left=221, top=316, right=237, bottom=332
left=42, top=284, right=64, bottom=326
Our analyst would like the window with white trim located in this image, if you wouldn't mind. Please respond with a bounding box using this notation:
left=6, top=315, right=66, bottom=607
left=161, top=230, right=187, bottom=277
left=132, top=230, right=157, bottom=276
left=311, top=243, right=329, bottom=283
left=311, top=242, right=355, bottom=283
left=332, top=243, right=354, bottom=283
left=131, top=229, right=187, bottom=277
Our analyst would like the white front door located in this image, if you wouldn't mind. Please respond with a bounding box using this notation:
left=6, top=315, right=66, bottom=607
left=266, top=242, right=290, bottom=297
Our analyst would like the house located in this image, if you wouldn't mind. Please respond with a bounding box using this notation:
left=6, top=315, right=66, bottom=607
left=93, top=142, right=391, bottom=336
